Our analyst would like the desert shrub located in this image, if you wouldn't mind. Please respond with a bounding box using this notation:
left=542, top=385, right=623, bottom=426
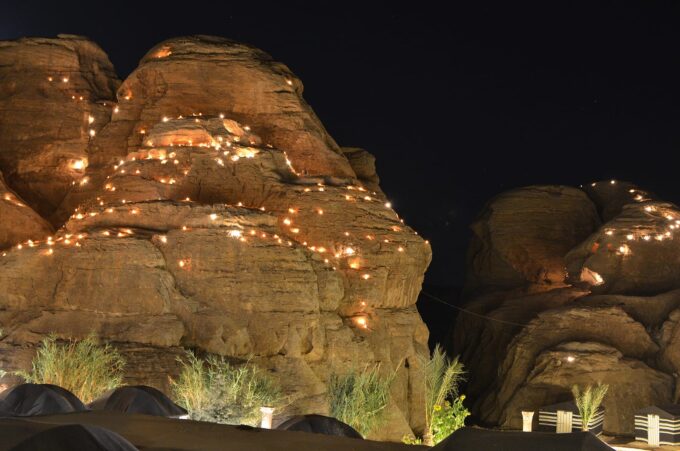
left=431, top=395, right=470, bottom=443
left=171, top=351, right=281, bottom=426
left=402, top=434, right=423, bottom=445
left=328, top=364, right=395, bottom=437
left=420, top=345, right=466, bottom=446
left=572, top=383, right=608, bottom=431
left=16, top=333, right=125, bottom=403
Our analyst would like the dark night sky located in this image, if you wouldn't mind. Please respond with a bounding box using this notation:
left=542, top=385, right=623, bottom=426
left=3, top=0, right=680, bottom=285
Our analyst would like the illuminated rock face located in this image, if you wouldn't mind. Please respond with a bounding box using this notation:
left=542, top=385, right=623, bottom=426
left=0, top=35, right=119, bottom=221
left=0, top=172, right=53, bottom=249
left=0, top=35, right=431, bottom=440
left=453, top=182, right=680, bottom=436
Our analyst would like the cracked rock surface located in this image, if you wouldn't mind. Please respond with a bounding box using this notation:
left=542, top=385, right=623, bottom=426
left=0, top=35, right=431, bottom=440
left=452, top=181, right=680, bottom=435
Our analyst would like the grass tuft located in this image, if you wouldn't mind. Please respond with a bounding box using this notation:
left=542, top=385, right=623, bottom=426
left=328, top=363, right=395, bottom=437
left=16, top=333, right=125, bottom=403
left=171, top=351, right=282, bottom=426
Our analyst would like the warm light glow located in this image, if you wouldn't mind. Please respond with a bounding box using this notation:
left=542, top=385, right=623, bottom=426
left=69, top=159, right=87, bottom=171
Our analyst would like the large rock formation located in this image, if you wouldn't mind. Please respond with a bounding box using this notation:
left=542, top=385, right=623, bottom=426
left=0, top=35, right=431, bottom=440
left=452, top=180, right=680, bottom=436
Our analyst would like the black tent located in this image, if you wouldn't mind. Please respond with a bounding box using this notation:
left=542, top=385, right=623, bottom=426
left=8, top=424, right=139, bottom=451
left=635, top=404, right=680, bottom=446
left=0, top=383, right=87, bottom=416
left=433, top=427, right=614, bottom=451
left=538, top=400, right=605, bottom=436
left=89, top=385, right=187, bottom=418
left=276, top=414, right=363, bottom=439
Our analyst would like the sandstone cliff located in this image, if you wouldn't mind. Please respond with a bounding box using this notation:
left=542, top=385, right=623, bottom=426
left=0, top=35, right=431, bottom=440
left=453, top=181, right=680, bottom=435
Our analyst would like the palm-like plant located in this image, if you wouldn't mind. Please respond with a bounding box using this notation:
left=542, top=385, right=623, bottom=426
left=572, top=383, right=608, bottom=431
left=421, top=345, right=465, bottom=446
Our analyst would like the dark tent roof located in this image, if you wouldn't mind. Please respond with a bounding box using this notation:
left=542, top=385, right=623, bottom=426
left=0, top=384, right=87, bottom=416
left=88, top=385, right=187, bottom=417
left=636, top=404, right=680, bottom=417
left=540, top=400, right=580, bottom=413
left=433, top=427, right=614, bottom=451
left=8, top=424, right=139, bottom=451
left=0, top=398, right=14, bottom=416
left=276, top=414, right=363, bottom=439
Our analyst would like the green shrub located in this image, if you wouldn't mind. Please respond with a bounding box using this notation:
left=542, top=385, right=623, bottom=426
left=328, top=364, right=395, bottom=437
left=572, top=383, right=608, bottom=431
left=402, top=434, right=423, bottom=445
left=420, top=345, right=466, bottom=446
left=171, top=351, right=282, bottom=426
left=16, top=333, right=125, bottom=403
left=432, top=395, right=470, bottom=443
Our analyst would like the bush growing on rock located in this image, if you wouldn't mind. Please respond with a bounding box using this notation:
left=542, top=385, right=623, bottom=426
left=171, top=351, right=282, bottom=426
left=16, top=333, right=125, bottom=403
left=328, top=364, right=395, bottom=437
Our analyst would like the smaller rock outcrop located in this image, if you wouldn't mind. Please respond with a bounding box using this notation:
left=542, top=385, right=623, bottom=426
left=452, top=181, right=680, bottom=436
left=0, top=173, right=52, bottom=250
left=465, top=186, right=600, bottom=294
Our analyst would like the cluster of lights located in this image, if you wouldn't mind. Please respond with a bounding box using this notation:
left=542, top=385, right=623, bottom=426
left=1, top=108, right=432, bottom=338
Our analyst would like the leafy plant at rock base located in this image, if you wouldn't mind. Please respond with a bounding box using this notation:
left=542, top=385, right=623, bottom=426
left=421, top=344, right=466, bottom=446
left=171, top=351, right=282, bottom=426
left=328, top=363, right=395, bottom=437
left=15, top=333, right=125, bottom=403
left=402, top=434, right=423, bottom=445
left=432, top=396, right=470, bottom=443
left=572, top=383, right=609, bottom=431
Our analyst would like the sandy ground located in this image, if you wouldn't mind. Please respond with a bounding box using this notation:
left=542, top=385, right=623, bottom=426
left=0, top=412, right=424, bottom=451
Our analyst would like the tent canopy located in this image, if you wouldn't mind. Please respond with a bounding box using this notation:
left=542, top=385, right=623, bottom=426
left=88, top=386, right=186, bottom=418
left=276, top=414, right=363, bottom=439
left=636, top=404, right=680, bottom=418
left=8, top=424, right=139, bottom=451
left=433, top=427, right=614, bottom=451
left=0, top=384, right=87, bottom=416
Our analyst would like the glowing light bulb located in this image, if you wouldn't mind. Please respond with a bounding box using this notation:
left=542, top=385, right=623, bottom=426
left=89, top=129, right=96, bottom=137
left=385, top=202, right=392, bottom=208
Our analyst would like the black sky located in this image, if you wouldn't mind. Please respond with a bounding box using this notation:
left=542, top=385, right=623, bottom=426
left=3, top=0, right=680, bottom=285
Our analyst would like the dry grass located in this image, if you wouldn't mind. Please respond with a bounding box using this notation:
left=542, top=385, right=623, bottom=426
left=171, top=351, right=282, bottom=426
left=16, top=333, right=125, bottom=403
left=328, top=364, right=395, bottom=437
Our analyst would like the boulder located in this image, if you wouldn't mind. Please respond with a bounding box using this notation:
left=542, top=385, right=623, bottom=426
left=453, top=182, right=680, bottom=437
left=465, top=186, right=600, bottom=294
left=0, top=172, right=52, bottom=250
left=0, top=35, right=430, bottom=441
left=503, top=342, right=672, bottom=434
left=0, top=35, right=119, bottom=220
left=565, top=200, right=680, bottom=295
